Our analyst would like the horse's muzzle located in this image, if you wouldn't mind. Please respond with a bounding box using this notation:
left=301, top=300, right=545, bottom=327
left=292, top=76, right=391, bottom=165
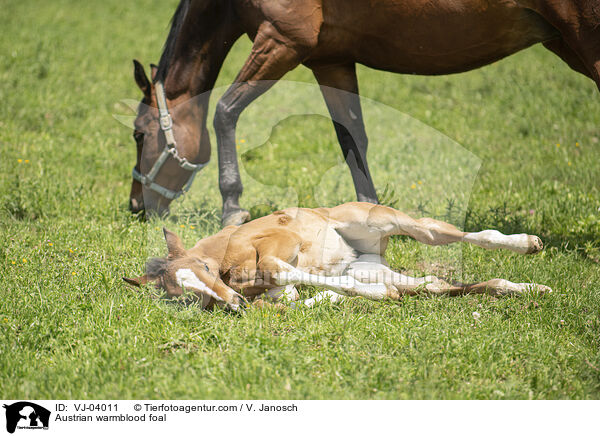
left=129, top=197, right=145, bottom=214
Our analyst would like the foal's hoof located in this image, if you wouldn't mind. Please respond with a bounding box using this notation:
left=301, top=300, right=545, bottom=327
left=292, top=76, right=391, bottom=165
left=226, top=292, right=249, bottom=312
left=221, top=209, right=251, bottom=227
left=526, top=236, right=543, bottom=254
left=530, top=284, right=552, bottom=294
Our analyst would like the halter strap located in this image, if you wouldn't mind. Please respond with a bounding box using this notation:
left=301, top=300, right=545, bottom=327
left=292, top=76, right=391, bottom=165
left=132, top=81, right=208, bottom=200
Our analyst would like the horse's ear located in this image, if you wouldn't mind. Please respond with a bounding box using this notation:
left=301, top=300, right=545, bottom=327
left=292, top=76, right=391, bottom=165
left=150, top=63, right=158, bottom=81
left=163, top=228, right=185, bottom=259
left=133, top=59, right=151, bottom=98
left=123, top=275, right=149, bottom=287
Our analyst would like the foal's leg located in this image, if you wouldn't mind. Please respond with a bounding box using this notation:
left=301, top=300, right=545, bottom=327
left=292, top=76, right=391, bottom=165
left=292, top=291, right=346, bottom=308
left=214, top=23, right=313, bottom=227
left=264, top=281, right=347, bottom=308
left=344, top=255, right=552, bottom=298
left=332, top=204, right=543, bottom=255
left=259, top=254, right=390, bottom=301
left=311, top=63, right=379, bottom=204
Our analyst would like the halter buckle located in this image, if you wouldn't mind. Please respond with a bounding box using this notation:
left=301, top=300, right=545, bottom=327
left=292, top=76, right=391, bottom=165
left=159, top=114, right=173, bottom=131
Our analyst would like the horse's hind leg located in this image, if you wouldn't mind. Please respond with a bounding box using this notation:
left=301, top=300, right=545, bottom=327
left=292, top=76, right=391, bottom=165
left=214, top=23, right=310, bottom=227
left=311, top=63, right=379, bottom=204
left=543, top=39, right=594, bottom=79
left=533, top=2, right=600, bottom=87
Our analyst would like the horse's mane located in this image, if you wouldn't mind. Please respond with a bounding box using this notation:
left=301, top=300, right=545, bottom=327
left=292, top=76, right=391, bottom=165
left=155, top=0, right=192, bottom=83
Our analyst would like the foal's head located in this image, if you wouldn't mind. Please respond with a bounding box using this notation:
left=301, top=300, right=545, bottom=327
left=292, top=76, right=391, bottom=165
left=129, top=61, right=211, bottom=216
left=124, top=228, right=220, bottom=308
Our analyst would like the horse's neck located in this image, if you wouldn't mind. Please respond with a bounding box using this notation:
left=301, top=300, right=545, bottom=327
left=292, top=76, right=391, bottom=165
left=164, top=2, right=242, bottom=99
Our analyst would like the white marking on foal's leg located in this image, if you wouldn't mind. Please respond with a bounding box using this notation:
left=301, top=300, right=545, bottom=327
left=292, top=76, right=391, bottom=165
left=265, top=284, right=299, bottom=301
left=482, top=279, right=553, bottom=296
left=175, top=268, right=224, bottom=301
left=345, top=257, right=437, bottom=291
left=272, top=258, right=388, bottom=300
left=462, top=230, right=543, bottom=254
left=293, top=290, right=346, bottom=308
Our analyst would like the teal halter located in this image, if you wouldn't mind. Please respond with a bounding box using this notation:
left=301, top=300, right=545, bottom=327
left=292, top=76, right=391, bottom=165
left=132, top=81, right=208, bottom=200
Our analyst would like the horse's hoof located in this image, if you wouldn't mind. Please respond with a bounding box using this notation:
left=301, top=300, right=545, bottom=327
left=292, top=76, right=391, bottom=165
left=526, top=236, right=543, bottom=254
left=221, top=209, right=251, bottom=227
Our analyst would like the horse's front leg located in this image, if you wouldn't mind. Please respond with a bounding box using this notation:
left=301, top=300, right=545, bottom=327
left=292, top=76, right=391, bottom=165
left=311, top=63, right=379, bottom=204
left=213, top=23, right=307, bottom=227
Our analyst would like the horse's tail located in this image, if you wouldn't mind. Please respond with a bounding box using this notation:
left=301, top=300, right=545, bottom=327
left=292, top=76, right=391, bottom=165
left=155, top=0, right=192, bottom=83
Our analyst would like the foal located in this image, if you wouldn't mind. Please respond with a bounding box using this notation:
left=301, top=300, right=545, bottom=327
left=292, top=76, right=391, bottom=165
left=125, top=202, right=550, bottom=310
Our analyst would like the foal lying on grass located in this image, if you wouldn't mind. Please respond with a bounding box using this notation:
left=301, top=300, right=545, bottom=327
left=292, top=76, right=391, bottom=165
left=124, top=202, right=551, bottom=310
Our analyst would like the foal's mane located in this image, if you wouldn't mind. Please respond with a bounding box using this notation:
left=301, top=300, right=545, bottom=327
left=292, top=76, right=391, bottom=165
left=146, top=257, right=169, bottom=278
left=155, top=0, right=192, bottom=83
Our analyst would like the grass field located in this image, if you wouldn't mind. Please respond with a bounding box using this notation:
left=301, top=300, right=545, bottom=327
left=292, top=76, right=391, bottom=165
left=1, top=0, right=599, bottom=399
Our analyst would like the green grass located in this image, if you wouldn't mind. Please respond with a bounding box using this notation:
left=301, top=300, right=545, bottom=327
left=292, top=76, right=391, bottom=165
left=1, top=0, right=600, bottom=399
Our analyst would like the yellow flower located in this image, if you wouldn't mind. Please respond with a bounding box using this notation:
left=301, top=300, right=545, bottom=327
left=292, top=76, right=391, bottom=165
left=190, top=226, right=195, bottom=230
left=25, top=160, right=30, bottom=163
left=240, top=139, right=246, bottom=144
left=568, top=161, right=572, bottom=166
left=17, top=159, right=22, bottom=163
left=418, top=180, right=422, bottom=185
left=11, top=261, right=16, bottom=265
left=69, top=249, right=74, bottom=253
left=71, top=272, right=76, bottom=276
left=575, top=142, right=579, bottom=147
left=180, top=224, right=185, bottom=228
left=22, top=258, right=27, bottom=263
left=410, top=183, right=416, bottom=189
left=556, top=143, right=560, bottom=148
left=48, top=242, right=53, bottom=247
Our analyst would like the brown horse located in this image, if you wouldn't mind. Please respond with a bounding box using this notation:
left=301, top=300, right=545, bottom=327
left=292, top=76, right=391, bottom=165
left=130, top=0, right=600, bottom=224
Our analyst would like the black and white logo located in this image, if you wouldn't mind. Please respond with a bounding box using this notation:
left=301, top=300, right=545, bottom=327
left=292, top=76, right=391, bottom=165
left=3, top=402, right=50, bottom=434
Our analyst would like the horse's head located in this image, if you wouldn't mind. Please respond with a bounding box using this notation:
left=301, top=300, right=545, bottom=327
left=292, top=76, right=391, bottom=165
left=130, top=60, right=211, bottom=216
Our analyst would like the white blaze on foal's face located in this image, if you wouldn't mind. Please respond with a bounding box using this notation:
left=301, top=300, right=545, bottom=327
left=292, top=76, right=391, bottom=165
left=175, top=268, right=223, bottom=305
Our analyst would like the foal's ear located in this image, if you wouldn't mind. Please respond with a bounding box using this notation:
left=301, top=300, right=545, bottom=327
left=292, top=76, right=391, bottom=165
left=123, top=274, right=149, bottom=287
left=133, top=59, right=151, bottom=98
left=163, top=228, right=186, bottom=259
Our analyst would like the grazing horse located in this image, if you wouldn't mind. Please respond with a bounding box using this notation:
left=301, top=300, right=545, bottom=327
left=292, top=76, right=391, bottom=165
left=124, top=202, right=551, bottom=310
left=129, top=0, right=600, bottom=224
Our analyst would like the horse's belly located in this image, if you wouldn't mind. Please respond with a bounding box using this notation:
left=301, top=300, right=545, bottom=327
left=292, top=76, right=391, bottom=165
left=313, top=0, right=557, bottom=74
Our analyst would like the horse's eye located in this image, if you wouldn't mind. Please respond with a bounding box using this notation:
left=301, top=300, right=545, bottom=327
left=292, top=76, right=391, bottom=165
left=133, top=131, right=144, bottom=142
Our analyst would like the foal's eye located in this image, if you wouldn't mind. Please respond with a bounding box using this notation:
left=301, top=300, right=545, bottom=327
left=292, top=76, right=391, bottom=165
left=195, top=259, right=210, bottom=272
